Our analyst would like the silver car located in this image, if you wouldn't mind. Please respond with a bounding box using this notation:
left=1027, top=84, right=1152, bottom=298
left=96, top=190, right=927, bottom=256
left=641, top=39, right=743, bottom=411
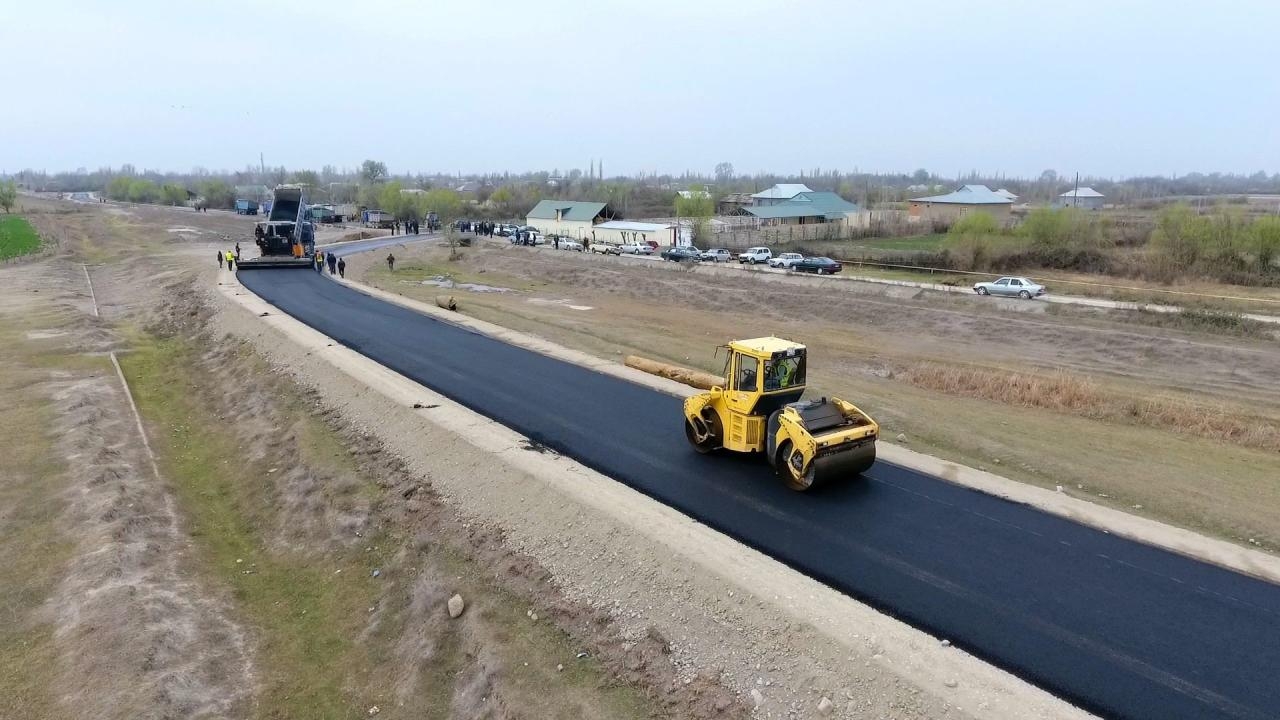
left=973, top=276, right=1046, bottom=299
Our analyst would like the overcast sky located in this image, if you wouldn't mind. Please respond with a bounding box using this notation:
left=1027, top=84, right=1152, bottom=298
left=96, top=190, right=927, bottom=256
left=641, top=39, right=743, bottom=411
left=3, top=0, right=1278, bottom=179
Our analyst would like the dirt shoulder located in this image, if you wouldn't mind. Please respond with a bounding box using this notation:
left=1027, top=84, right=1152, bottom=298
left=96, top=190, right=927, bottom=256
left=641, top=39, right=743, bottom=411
left=344, top=242, right=1280, bottom=553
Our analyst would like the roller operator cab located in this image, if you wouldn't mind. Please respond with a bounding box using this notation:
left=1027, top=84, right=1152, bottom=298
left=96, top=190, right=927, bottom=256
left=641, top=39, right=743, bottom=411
left=683, top=337, right=879, bottom=491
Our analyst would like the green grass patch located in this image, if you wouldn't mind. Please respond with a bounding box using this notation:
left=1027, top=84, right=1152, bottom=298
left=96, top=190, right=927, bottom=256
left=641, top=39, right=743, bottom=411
left=851, top=233, right=948, bottom=252
left=0, top=216, right=41, bottom=259
left=120, top=336, right=390, bottom=720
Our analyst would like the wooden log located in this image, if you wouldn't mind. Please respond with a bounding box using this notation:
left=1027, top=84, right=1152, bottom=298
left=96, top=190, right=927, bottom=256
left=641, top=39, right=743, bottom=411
left=435, top=295, right=457, bottom=311
left=625, top=355, right=724, bottom=390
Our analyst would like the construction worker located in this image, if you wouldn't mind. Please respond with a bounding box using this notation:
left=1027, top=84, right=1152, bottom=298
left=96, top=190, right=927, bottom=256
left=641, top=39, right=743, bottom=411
left=386, top=253, right=395, bottom=272
left=314, top=251, right=323, bottom=272
left=234, top=242, right=242, bottom=261
left=337, top=257, right=346, bottom=278
left=326, top=252, right=337, bottom=274
left=225, top=250, right=235, bottom=271
left=217, top=250, right=224, bottom=269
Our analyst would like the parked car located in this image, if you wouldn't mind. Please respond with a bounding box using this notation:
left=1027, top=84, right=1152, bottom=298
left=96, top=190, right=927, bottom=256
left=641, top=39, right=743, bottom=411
left=590, top=242, right=621, bottom=255
left=768, top=252, right=804, bottom=269
left=973, top=276, right=1046, bottom=299
left=793, top=257, right=842, bottom=275
left=556, top=238, right=583, bottom=251
left=701, top=248, right=733, bottom=263
left=661, top=246, right=702, bottom=262
left=619, top=240, right=655, bottom=255
left=738, top=247, right=773, bottom=264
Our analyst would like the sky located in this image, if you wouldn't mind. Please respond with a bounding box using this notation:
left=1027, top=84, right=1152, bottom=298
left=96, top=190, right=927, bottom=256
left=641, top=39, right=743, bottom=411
left=2, top=0, right=1278, bottom=179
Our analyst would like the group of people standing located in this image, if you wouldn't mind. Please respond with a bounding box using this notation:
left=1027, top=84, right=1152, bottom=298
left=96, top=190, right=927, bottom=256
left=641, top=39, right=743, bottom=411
left=389, top=220, right=421, bottom=235
left=314, top=250, right=346, bottom=278
left=217, top=243, right=242, bottom=270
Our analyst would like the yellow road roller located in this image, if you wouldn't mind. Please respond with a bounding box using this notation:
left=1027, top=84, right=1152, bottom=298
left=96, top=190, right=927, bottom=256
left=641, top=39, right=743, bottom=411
left=682, top=337, right=879, bottom=490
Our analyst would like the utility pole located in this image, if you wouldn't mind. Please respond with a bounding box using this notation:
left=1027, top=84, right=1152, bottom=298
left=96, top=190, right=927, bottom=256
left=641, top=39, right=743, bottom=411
left=1073, top=172, right=1080, bottom=208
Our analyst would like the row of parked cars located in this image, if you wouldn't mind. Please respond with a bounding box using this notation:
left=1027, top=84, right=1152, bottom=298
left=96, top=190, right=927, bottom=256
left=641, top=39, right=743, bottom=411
left=510, top=232, right=1048, bottom=299
left=658, top=245, right=843, bottom=275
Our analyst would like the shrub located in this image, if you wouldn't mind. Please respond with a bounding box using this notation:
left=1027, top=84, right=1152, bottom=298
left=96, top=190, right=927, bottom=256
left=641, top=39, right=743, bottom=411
left=948, top=211, right=1000, bottom=238
left=1019, top=207, right=1109, bottom=251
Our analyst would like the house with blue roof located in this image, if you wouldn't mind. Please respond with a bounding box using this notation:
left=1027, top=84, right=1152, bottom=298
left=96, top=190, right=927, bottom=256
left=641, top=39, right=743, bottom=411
left=908, top=184, right=1013, bottom=225
left=744, top=191, right=862, bottom=226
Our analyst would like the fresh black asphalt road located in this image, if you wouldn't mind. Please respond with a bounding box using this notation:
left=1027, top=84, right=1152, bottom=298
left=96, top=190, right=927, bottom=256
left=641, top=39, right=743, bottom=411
left=240, top=268, right=1280, bottom=720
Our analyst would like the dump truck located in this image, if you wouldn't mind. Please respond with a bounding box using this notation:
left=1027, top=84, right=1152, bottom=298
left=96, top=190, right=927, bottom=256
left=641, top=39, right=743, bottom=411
left=682, top=337, right=878, bottom=491
left=234, top=198, right=260, bottom=215
left=238, top=186, right=315, bottom=270
left=308, top=204, right=339, bottom=224
left=363, top=209, right=395, bottom=229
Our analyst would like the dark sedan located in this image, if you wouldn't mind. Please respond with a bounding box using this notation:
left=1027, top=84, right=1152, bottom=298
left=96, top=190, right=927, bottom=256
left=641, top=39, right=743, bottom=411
left=660, top=246, right=702, bottom=262
left=793, top=256, right=841, bottom=275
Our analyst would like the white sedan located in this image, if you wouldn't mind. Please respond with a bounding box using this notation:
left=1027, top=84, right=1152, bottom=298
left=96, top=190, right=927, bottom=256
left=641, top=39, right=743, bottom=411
left=973, top=276, right=1046, bottom=299
left=768, top=252, right=804, bottom=269
left=619, top=241, right=655, bottom=255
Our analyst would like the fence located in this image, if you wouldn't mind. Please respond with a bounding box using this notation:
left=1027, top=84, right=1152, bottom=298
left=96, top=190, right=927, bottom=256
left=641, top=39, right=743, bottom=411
left=692, top=210, right=913, bottom=250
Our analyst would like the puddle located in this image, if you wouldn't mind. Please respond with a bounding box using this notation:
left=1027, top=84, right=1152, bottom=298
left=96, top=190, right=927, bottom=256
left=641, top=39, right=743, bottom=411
left=418, top=275, right=511, bottom=293
left=528, top=297, right=594, bottom=311
left=26, top=330, right=67, bottom=339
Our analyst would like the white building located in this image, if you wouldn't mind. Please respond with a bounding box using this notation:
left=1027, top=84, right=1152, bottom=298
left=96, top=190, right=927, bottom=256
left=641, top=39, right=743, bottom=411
left=1056, top=187, right=1105, bottom=210
left=589, top=220, right=678, bottom=247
